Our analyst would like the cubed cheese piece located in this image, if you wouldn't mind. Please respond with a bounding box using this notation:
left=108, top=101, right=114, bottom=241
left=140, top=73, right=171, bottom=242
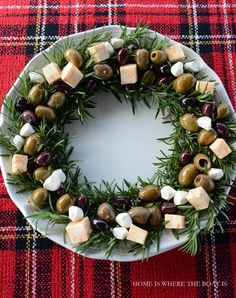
left=170, top=62, right=184, bottom=77
left=113, top=227, right=128, bottom=240
left=69, top=206, right=84, bottom=222
left=195, top=81, right=215, bottom=95
left=207, top=168, right=224, bottom=180
left=120, top=64, right=138, bottom=85
left=29, top=71, right=44, bottom=84
left=116, top=213, right=132, bottom=228
left=61, top=62, right=84, bottom=88
left=126, top=224, right=148, bottom=245
left=186, top=186, right=210, bottom=210
left=161, top=185, right=176, bottom=201
left=88, top=42, right=110, bottom=63
left=209, top=138, right=232, bottom=159
left=12, top=154, right=28, bottom=175
left=13, top=135, right=25, bottom=151
left=20, top=123, right=35, bottom=137
left=42, top=62, right=61, bottom=85
left=174, top=190, right=188, bottom=205
left=165, top=43, right=185, bottom=63
left=43, top=174, right=61, bottom=191
left=164, top=214, right=185, bottom=229
left=66, top=217, right=92, bottom=244
left=52, top=169, right=66, bottom=183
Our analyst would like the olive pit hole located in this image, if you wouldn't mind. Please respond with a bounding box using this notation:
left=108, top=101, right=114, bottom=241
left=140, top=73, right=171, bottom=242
left=151, top=53, right=156, bottom=58
left=195, top=176, right=201, bottom=183
left=199, top=159, right=207, bottom=168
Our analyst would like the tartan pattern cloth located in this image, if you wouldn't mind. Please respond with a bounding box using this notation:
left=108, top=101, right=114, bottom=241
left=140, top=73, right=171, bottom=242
left=0, top=1, right=236, bottom=297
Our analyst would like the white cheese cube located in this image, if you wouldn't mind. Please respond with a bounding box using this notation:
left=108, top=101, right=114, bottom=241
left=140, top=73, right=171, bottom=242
left=42, top=62, right=61, bottom=85
left=126, top=224, right=148, bottom=245
left=209, top=138, right=232, bottom=159
left=12, top=154, right=28, bottom=175
left=105, top=41, right=114, bottom=55
left=66, top=217, right=92, bottom=244
left=184, top=61, right=199, bottom=73
left=43, top=174, right=61, bottom=191
left=164, top=214, right=185, bottom=229
left=115, top=213, right=132, bottom=228
left=174, top=190, right=188, bottom=205
left=29, top=71, right=44, bottom=84
left=197, top=116, right=212, bottom=131
left=20, top=123, right=35, bottom=137
left=110, top=38, right=124, bottom=49
left=113, top=227, right=128, bottom=240
left=88, top=42, right=110, bottom=63
left=165, top=43, right=185, bottom=63
left=120, top=64, right=138, bottom=85
left=52, top=169, right=66, bottom=183
left=171, top=62, right=184, bottom=77
left=161, top=185, right=176, bottom=201
left=207, top=168, right=224, bottom=180
left=61, top=62, right=84, bottom=88
left=186, top=186, right=210, bottom=210
left=13, top=135, right=25, bottom=151
left=195, top=81, right=215, bottom=95
left=69, top=206, right=84, bottom=222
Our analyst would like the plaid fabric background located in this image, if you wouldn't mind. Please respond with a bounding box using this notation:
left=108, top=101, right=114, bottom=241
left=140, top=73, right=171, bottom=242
left=0, top=1, right=236, bottom=297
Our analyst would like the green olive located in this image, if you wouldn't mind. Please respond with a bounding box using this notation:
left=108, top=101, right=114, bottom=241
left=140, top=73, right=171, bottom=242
left=128, top=207, right=151, bottom=225
left=93, top=64, right=113, bottom=80
left=47, top=92, right=66, bottom=109
left=33, top=166, right=52, bottom=181
left=193, top=153, right=211, bottom=171
left=180, top=113, right=199, bottom=132
left=138, top=185, right=161, bottom=202
left=135, top=49, right=150, bottom=70
left=64, top=48, right=83, bottom=69
left=23, top=133, right=42, bottom=156
left=97, top=203, right=116, bottom=222
left=178, top=163, right=198, bottom=187
left=30, top=187, right=48, bottom=209
left=194, top=174, right=215, bottom=192
left=35, top=105, right=56, bottom=121
left=142, top=69, right=156, bottom=85
left=150, top=50, right=167, bottom=65
left=28, top=84, right=44, bottom=106
left=56, top=194, right=73, bottom=214
left=147, top=207, right=162, bottom=226
left=216, top=103, right=230, bottom=120
left=173, top=74, right=196, bottom=94
left=198, top=129, right=217, bottom=146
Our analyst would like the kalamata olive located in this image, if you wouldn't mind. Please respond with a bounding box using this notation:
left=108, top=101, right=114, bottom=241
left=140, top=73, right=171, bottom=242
left=30, top=187, right=48, bottom=209
left=112, top=196, right=132, bottom=210
left=53, top=81, right=72, bottom=92
left=178, top=151, right=193, bottom=167
left=56, top=194, right=73, bottom=214
left=35, top=105, right=56, bottom=121
left=135, top=49, right=150, bottom=70
left=138, top=185, right=161, bottom=202
left=150, top=50, right=167, bottom=65
left=27, top=162, right=38, bottom=175
left=36, top=150, right=52, bottom=166
left=193, top=153, right=211, bottom=172
left=178, top=163, right=199, bottom=186
left=15, top=97, right=31, bottom=112
left=64, top=48, right=83, bottom=69
left=85, top=79, right=98, bottom=93
left=56, top=184, right=66, bottom=197
left=180, top=113, right=199, bottom=132
left=147, top=207, right=162, bottom=226
left=159, top=64, right=171, bottom=76
left=97, top=203, right=116, bottom=222
left=28, top=84, right=44, bottom=106
left=117, top=48, right=128, bottom=65
left=216, top=103, right=230, bottom=120
left=198, top=129, right=217, bottom=146
left=93, top=64, right=113, bottom=80
left=181, top=97, right=197, bottom=107
left=128, top=207, right=151, bottom=225
left=125, top=83, right=137, bottom=90
left=214, top=122, right=229, bottom=138
left=47, top=92, right=66, bottom=109
left=33, top=166, right=52, bottom=181
left=128, top=43, right=138, bottom=51
left=160, top=202, right=177, bottom=214
left=22, top=110, right=37, bottom=125
left=23, top=133, right=42, bottom=156
left=194, top=174, right=215, bottom=192
left=201, top=102, right=215, bottom=117
left=75, top=194, right=89, bottom=211
left=173, top=74, right=196, bottom=94
left=92, top=218, right=109, bottom=231
left=142, top=69, right=156, bottom=85
left=155, top=76, right=173, bottom=87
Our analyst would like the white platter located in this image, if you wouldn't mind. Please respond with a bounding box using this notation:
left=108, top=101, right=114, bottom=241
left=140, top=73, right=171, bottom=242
left=0, top=25, right=234, bottom=261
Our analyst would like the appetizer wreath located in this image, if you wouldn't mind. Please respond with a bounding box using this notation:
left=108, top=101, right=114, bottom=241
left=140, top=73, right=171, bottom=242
left=1, top=25, right=236, bottom=259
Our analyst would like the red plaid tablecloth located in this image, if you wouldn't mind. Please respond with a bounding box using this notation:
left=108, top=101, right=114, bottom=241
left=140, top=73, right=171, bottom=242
left=1, top=1, right=236, bottom=297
